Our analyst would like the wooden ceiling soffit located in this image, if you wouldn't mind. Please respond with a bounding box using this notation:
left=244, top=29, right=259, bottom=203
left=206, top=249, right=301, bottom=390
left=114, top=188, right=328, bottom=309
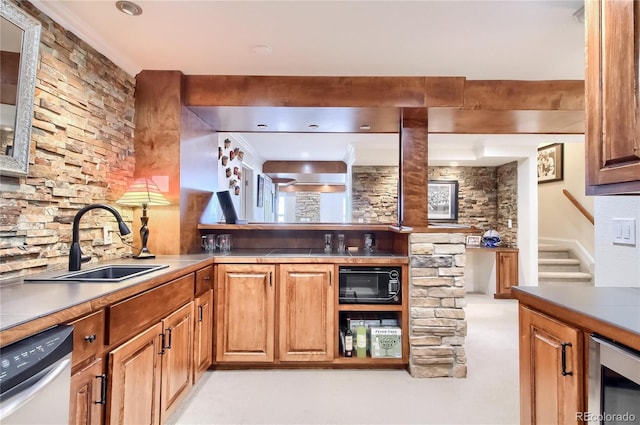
left=262, top=160, right=347, bottom=174
left=183, top=76, right=427, bottom=107
left=279, top=184, right=346, bottom=193
left=463, top=80, right=585, bottom=110
left=428, top=108, right=585, bottom=134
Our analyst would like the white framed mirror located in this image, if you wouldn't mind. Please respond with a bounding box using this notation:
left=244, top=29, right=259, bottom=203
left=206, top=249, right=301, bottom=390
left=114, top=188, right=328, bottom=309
left=0, top=0, right=41, bottom=177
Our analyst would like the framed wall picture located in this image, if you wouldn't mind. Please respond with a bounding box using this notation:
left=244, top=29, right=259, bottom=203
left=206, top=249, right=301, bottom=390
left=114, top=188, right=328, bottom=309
left=537, top=143, right=564, bottom=183
left=427, top=180, right=459, bottom=221
left=257, top=174, right=264, bottom=207
left=466, top=235, right=481, bottom=247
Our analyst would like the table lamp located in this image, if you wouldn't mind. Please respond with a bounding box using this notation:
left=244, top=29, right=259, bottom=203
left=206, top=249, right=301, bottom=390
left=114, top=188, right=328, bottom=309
left=116, top=177, right=170, bottom=259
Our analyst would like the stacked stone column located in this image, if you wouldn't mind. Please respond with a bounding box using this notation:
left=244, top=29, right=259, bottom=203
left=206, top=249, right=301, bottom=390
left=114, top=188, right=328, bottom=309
left=409, top=233, right=467, bottom=378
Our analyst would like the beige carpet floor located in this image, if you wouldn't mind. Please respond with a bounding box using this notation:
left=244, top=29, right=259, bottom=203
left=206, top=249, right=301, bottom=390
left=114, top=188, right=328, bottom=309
left=168, top=293, right=520, bottom=425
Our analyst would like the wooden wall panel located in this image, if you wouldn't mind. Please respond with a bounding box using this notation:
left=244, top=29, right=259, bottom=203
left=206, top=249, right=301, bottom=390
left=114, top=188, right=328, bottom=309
left=134, top=70, right=183, bottom=255
left=400, top=121, right=428, bottom=227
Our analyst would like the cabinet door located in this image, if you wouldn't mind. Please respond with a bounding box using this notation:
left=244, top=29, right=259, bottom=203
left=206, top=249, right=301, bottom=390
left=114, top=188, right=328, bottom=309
left=585, top=0, right=640, bottom=194
left=495, top=251, right=518, bottom=299
left=70, top=358, right=105, bottom=425
left=278, top=264, right=334, bottom=362
left=519, top=306, right=582, bottom=425
left=108, top=322, right=163, bottom=425
left=216, top=264, right=275, bottom=362
left=160, top=302, right=194, bottom=423
left=193, top=289, right=213, bottom=383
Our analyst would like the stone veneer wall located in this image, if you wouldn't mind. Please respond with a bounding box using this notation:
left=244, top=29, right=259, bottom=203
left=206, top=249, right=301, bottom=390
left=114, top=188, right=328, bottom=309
left=295, top=192, right=320, bottom=222
left=429, top=164, right=518, bottom=247
left=409, top=232, right=467, bottom=378
left=352, top=166, right=398, bottom=223
left=496, top=162, right=518, bottom=247
left=0, top=0, right=136, bottom=280
left=429, top=166, right=498, bottom=231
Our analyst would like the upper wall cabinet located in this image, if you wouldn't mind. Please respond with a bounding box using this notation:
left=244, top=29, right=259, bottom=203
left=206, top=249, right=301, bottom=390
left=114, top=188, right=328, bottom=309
left=585, top=0, right=640, bottom=195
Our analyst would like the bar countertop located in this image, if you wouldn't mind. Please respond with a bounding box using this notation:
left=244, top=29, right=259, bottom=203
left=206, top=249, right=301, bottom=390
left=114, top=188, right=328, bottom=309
left=0, top=250, right=408, bottom=342
left=512, top=286, right=640, bottom=351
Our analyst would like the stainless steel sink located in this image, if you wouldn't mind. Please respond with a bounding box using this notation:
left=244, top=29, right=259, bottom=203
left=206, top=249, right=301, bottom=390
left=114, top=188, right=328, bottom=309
left=24, top=264, right=169, bottom=283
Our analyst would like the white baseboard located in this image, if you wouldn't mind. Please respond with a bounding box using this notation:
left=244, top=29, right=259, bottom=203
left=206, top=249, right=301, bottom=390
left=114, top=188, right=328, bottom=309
left=538, top=237, right=595, bottom=275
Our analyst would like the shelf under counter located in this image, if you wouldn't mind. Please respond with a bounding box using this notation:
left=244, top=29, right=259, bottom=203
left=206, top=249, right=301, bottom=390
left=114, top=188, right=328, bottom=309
left=337, top=304, right=403, bottom=312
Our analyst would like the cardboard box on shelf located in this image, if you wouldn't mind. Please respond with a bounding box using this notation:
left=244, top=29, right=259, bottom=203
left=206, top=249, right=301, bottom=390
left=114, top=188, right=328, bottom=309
left=368, top=327, right=402, bottom=358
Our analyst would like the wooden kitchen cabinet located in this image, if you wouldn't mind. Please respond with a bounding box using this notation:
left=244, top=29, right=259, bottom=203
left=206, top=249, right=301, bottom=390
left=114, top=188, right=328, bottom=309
left=519, top=305, right=583, bottom=425
left=585, top=0, right=640, bottom=194
left=193, top=289, right=213, bottom=382
left=70, top=358, right=105, bottom=425
left=216, top=264, right=275, bottom=362
left=160, top=302, right=194, bottom=423
left=107, top=322, right=163, bottom=425
left=495, top=250, right=518, bottom=299
left=107, top=301, right=194, bottom=425
left=278, top=264, right=334, bottom=362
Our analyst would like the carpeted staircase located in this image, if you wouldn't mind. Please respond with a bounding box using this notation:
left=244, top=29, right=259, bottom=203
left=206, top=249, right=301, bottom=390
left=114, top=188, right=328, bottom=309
left=538, top=244, right=593, bottom=286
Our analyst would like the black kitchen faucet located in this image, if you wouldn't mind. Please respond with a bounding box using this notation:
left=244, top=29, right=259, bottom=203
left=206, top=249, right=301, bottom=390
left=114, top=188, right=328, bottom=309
left=69, top=204, right=131, bottom=271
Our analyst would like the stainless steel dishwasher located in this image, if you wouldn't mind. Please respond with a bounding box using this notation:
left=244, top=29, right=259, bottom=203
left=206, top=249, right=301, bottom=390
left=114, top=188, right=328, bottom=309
left=0, top=325, right=73, bottom=424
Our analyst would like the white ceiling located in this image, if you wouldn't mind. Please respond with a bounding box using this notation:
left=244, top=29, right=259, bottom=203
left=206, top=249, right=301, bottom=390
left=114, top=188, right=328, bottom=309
left=31, top=0, right=586, bottom=167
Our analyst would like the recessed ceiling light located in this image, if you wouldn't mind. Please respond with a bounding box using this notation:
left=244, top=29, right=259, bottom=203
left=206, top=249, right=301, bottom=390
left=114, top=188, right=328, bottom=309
left=115, top=1, right=143, bottom=16
left=308, top=124, right=319, bottom=129
left=252, top=45, right=273, bottom=56
left=257, top=124, right=268, bottom=129
left=359, top=124, right=371, bottom=130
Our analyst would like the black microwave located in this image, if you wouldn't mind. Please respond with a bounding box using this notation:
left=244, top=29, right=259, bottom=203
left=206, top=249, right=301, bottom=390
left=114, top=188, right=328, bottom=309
left=338, top=266, right=401, bottom=304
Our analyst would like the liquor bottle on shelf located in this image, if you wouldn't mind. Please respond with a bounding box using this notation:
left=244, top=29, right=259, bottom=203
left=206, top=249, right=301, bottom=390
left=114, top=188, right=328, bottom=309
left=344, top=328, right=353, bottom=357
left=356, top=323, right=366, bottom=358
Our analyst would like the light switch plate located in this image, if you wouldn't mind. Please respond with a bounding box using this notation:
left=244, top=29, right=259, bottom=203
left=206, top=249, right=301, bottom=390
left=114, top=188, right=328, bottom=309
left=612, top=218, right=636, bottom=246
left=103, top=225, right=112, bottom=245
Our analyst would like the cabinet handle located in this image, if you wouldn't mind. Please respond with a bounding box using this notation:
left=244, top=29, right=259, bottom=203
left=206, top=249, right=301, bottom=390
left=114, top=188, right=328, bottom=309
left=269, top=272, right=272, bottom=287
left=95, top=374, right=107, bottom=405
left=198, top=305, right=203, bottom=322
left=84, top=334, right=97, bottom=343
left=160, top=333, right=166, bottom=354
left=329, top=271, right=332, bottom=286
left=165, top=328, right=173, bottom=350
left=203, top=276, right=211, bottom=281
left=561, top=342, right=573, bottom=376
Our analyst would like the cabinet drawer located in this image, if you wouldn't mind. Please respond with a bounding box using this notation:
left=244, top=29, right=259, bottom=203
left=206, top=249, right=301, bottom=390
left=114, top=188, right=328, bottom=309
left=69, top=310, right=105, bottom=368
left=107, top=273, right=194, bottom=345
left=195, top=265, right=214, bottom=296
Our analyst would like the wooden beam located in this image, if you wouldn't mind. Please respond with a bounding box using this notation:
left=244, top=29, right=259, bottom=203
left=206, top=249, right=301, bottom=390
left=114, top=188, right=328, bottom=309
left=279, top=184, right=345, bottom=193
left=271, top=178, right=296, bottom=185
left=428, top=108, right=585, bottom=134
left=184, top=76, right=427, bottom=107
left=263, top=160, right=347, bottom=174
left=463, top=80, right=585, bottom=110
left=425, top=77, right=465, bottom=107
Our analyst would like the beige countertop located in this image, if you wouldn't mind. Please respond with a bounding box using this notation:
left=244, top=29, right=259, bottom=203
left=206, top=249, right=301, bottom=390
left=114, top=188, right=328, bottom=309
left=0, top=255, right=211, bottom=334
